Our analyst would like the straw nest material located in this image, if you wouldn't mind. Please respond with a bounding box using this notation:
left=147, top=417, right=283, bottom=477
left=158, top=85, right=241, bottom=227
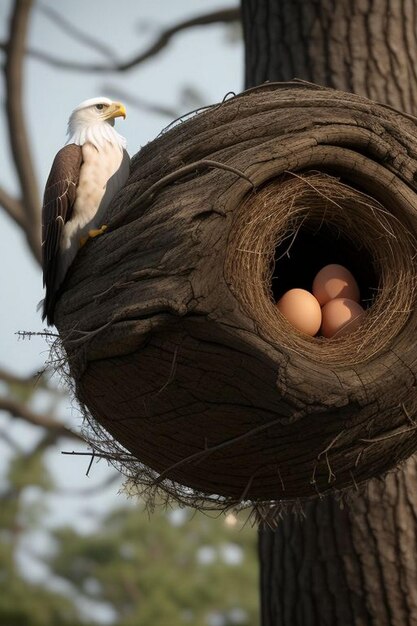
left=229, top=173, right=416, bottom=365
left=54, top=81, right=417, bottom=510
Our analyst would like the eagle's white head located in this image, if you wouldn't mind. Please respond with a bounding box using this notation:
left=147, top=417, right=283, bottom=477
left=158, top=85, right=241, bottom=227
left=67, top=97, right=127, bottom=150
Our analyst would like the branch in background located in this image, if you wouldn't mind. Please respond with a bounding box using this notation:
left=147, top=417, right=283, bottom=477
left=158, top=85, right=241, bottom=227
left=8, top=8, right=240, bottom=73
left=38, top=3, right=119, bottom=63
left=178, top=86, right=206, bottom=110
left=102, top=84, right=208, bottom=119
left=0, top=186, right=26, bottom=229
left=101, top=84, right=181, bottom=119
left=0, top=366, right=42, bottom=386
left=4, top=0, right=41, bottom=265
left=0, top=365, right=63, bottom=393
left=0, top=395, right=83, bottom=442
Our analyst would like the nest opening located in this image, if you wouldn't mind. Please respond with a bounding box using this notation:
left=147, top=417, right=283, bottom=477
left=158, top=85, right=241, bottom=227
left=226, top=171, right=417, bottom=364
left=272, top=219, right=378, bottom=305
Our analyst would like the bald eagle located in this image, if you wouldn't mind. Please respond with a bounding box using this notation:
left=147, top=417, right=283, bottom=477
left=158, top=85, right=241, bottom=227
left=41, top=97, right=129, bottom=326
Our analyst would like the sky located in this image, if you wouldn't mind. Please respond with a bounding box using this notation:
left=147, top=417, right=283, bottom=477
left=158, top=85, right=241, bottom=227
left=0, top=0, right=243, bottom=615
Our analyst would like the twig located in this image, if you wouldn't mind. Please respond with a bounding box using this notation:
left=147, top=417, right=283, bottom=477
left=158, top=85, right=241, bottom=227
left=156, top=345, right=179, bottom=395
left=276, top=465, right=285, bottom=491
left=401, top=402, right=415, bottom=424
left=359, top=424, right=417, bottom=444
left=38, top=3, right=119, bottom=62
left=4, top=0, right=41, bottom=264
left=86, top=449, right=96, bottom=477
left=16, top=330, right=60, bottom=339
left=111, top=159, right=254, bottom=230
left=138, top=160, right=254, bottom=205
left=101, top=83, right=181, bottom=119
left=156, top=90, right=238, bottom=136
left=349, top=470, right=359, bottom=491
left=0, top=186, right=25, bottom=229
left=237, top=469, right=259, bottom=503
left=153, top=406, right=325, bottom=485
left=19, top=8, right=240, bottom=73
left=159, top=104, right=216, bottom=136
left=317, top=430, right=346, bottom=484
left=64, top=321, right=112, bottom=346
left=317, top=430, right=346, bottom=459
left=61, top=450, right=132, bottom=462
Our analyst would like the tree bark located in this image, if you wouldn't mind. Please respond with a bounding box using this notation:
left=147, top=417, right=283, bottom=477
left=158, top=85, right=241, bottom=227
left=243, top=1, right=417, bottom=624
left=259, top=460, right=417, bottom=625
left=242, top=0, right=417, bottom=114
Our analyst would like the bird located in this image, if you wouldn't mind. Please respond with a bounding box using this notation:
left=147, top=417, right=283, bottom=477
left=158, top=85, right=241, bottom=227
left=41, top=96, right=130, bottom=326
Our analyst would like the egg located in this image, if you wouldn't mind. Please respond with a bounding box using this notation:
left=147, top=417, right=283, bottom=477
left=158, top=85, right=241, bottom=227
left=277, top=288, right=322, bottom=336
left=312, top=264, right=360, bottom=306
left=321, top=298, right=365, bottom=338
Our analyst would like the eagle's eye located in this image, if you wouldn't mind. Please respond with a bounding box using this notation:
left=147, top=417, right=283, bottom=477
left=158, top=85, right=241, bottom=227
left=95, top=104, right=104, bottom=110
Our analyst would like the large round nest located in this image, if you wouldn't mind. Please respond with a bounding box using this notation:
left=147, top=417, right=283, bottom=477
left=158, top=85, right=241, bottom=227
left=55, top=82, right=417, bottom=509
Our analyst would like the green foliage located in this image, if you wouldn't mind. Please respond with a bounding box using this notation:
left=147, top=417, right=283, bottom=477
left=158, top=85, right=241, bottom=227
left=8, top=447, right=53, bottom=492
left=6, top=379, right=38, bottom=405
left=1, top=434, right=258, bottom=626
left=0, top=578, right=86, bottom=626
left=49, top=505, right=258, bottom=626
left=0, top=444, right=87, bottom=625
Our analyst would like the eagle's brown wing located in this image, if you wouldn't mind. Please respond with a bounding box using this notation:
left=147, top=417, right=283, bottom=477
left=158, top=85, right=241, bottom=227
left=42, top=143, right=82, bottom=324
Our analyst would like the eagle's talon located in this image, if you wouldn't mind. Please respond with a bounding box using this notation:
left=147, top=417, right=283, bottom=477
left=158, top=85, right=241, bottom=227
left=79, top=224, right=108, bottom=248
left=88, top=224, right=108, bottom=238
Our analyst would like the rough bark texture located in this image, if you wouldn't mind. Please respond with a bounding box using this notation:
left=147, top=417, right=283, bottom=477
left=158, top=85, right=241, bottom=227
left=243, top=1, right=417, bottom=624
left=242, top=0, right=417, bottom=114
left=259, top=458, right=417, bottom=625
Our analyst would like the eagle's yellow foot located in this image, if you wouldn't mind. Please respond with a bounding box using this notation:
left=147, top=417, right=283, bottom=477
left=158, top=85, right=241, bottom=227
left=79, top=224, right=108, bottom=247
left=89, top=224, right=108, bottom=238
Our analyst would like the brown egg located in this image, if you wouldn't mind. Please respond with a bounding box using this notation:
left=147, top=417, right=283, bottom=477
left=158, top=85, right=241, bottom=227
left=312, top=264, right=360, bottom=306
left=277, top=288, right=322, bottom=336
left=321, top=298, right=365, bottom=338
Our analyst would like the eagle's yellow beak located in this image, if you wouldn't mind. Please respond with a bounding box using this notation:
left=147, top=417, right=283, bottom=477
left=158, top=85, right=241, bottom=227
left=105, top=101, right=126, bottom=120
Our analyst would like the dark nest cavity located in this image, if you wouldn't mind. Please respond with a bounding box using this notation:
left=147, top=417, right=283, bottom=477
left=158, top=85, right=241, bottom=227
left=226, top=172, right=417, bottom=364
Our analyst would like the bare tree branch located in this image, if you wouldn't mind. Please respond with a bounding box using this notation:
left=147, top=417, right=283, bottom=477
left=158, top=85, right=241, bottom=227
left=0, top=366, right=41, bottom=386
left=0, top=186, right=26, bottom=229
left=0, top=395, right=83, bottom=442
left=0, top=366, right=61, bottom=395
left=38, top=3, right=119, bottom=63
left=5, top=8, right=240, bottom=74
left=101, top=84, right=181, bottom=118
left=4, top=0, right=41, bottom=265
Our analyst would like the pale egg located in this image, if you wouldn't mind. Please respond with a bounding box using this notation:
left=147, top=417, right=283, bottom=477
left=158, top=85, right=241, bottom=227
left=313, top=264, right=360, bottom=306
left=321, top=298, right=365, bottom=338
left=277, top=288, right=322, bottom=336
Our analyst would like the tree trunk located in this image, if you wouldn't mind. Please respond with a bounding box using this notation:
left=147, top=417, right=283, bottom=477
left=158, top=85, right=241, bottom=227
left=242, top=0, right=417, bottom=113
left=259, top=460, right=417, bottom=625
left=243, top=0, right=417, bottom=624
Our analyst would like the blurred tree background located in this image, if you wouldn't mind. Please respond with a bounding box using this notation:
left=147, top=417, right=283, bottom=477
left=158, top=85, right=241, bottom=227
left=0, top=1, right=258, bottom=624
